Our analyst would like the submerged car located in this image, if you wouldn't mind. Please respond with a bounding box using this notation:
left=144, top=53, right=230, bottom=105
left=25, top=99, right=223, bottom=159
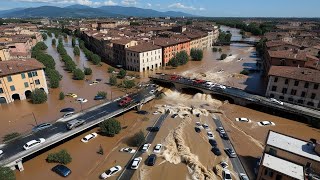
left=212, top=147, right=222, bottom=156
left=100, top=166, right=122, bottom=179
left=52, top=164, right=71, bottom=177
left=222, top=169, right=232, bottom=180
left=153, top=144, right=162, bottom=153
left=235, top=118, right=251, bottom=123
left=120, top=147, right=136, bottom=154
left=146, top=154, right=157, bottom=166
left=66, top=93, right=77, bottom=98
left=258, top=121, right=275, bottom=126
left=60, top=108, right=75, bottom=112
left=94, top=95, right=105, bottom=100
left=76, top=98, right=88, bottom=103
left=81, top=132, right=98, bottom=143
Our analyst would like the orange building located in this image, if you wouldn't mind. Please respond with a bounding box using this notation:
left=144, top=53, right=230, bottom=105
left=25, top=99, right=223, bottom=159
left=153, top=38, right=190, bottom=66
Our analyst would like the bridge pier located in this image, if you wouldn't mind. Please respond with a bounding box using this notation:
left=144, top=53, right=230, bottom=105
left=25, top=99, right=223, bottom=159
left=5, top=159, right=24, bottom=171
left=16, top=159, right=24, bottom=171
left=135, top=104, right=143, bottom=111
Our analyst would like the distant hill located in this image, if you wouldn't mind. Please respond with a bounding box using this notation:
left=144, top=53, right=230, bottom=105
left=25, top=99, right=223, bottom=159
left=0, top=5, right=195, bottom=18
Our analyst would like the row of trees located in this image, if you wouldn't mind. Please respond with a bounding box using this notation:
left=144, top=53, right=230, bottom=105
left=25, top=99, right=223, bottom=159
left=167, top=51, right=189, bottom=67
left=218, top=31, right=232, bottom=43
left=79, top=40, right=101, bottom=65
left=31, top=42, right=62, bottom=88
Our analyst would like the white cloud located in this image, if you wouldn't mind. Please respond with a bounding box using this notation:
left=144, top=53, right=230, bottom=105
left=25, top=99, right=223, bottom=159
left=13, top=0, right=94, bottom=5
left=168, top=3, right=196, bottom=10
left=147, top=3, right=151, bottom=7
left=155, top=3, right=160, bottom=7
left=121, top=0, right=137, bottom=6
left=199, top=7, right=205, bottom=11
left=104, top=0, right=117, bottom=5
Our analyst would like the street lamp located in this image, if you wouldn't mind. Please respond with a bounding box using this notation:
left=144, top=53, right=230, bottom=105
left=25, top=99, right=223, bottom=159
left=32, top=112, right=38, bottom=126
left=79, top=101, right=83, bottom=112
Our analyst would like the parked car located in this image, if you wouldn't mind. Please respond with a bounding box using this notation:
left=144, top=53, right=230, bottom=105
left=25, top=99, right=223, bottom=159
left=212, top=147, right=222, bottom=156
left=150, top=126, right=160, bottom=132
left=153, top=111, right=160, bottom=115
left=258, top=121, right=275, bottom=126
left=81, top=132, right=98, bottom=143
left=52, top=164, right=71, bottom=177
left=209, top=139, right=217, bottom=147
left=146, top=154, right=157, bottom=166
left=153, top=144, right=162, bottom=153
left=195, top=122, right=203, bottom=128
left=141, top=143, right=151, bottom=152
left=100, top=166, right=122, bottom=179
left=23, top=138, right=45, bottom=150
left=131, top=157, right=142, bottom=170
left=94, top=95, right=105, bottom=100
left=219, top=161, right=229, bottom=169
left=89, top=81, right=99, bottom=86
left=66, top=93, right=77, bottom=98
left=62, top=112, right=74, bottom=118
left=32, top=123, right=52, bottom=132
left=76, top=98, right=88, bottom=103
left=235, top=118, right=251, bottom=123
left=270, top=98, right=284, bottom=105
left=202, top=123, right=209, bottom=130
left=224, top=148, right=237, bottom=158
left=195, top=127, right=201, bottom=133
left=216, top=127, right=225, bottom=134
left=120, top=148, right=136, bottom=154
left=222, top=169, right=232, bottom=180
left=239, top=173, right=250, bottom=180
left=207, top=131, right=214, bottom=139
left=60, top=108, right=75, bottom=113
left=0, top=150, right=3, bottom=156
left=220, top=133, right=229, bottom=140
left=149, top=90, right=155, bottom=94
left=66, top=119, right=86, bottom=130
left=171, top=114, right=178, bottom=118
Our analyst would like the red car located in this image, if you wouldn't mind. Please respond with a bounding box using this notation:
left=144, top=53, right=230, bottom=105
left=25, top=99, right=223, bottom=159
left=119, top=96, right=133, bottom=107
left=170, top=75, right=179, bottom=80
left=194, top=79, right=205, bottom=84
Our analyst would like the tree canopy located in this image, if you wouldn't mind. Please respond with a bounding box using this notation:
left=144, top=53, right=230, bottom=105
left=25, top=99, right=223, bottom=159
left=99, top=118, right=121, bottom=137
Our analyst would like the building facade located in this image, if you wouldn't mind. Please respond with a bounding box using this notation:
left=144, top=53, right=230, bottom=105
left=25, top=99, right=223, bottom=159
left=0, top=47, right=10, bottom=61
left=126, top=43, right=162, bottom=72
left=111, top=39, right=138, bottom=67
left=266, top=66, right=320, bottom=110
left=0, top=59, right=48, bottom=104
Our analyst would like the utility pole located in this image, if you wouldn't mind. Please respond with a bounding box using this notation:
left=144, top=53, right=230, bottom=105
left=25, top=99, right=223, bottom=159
left=32, top=112, right=38, bottom=126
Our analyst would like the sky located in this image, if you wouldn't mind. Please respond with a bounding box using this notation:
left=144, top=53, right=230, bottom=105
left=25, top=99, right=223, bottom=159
left=0, top=0, right=320, bottom=17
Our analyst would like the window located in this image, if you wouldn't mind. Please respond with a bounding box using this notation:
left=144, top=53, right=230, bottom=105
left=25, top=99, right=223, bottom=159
left=21, top=73, right=26, bottom=79
left=28, top=72, right=32, bottom=78
left=291, top=89, right=297, bottom=95
left=0, top=88, right=3, bottom=94
left=0, top=80, right=1, bottom=84
left=35, top=80, right=40, bottom=85
left=269, top=148, right=277, bottom=156
left=279, top=96, right=284, bottom=99
left=285, top=79, right=289, bottom=84
left=10, top=85, right=15, bottom=91
left=274, top=77, right=278, bottom=82
left=32, top=71, right=38, bottom=77
left=288, top=98, right=294, bottom=101
left=24, top=82, right=29, bottom=88
left=294, top=80, right=299, bottom=86
left=270, top=94, right=275, bottom=98
left=311, top=93, right=316, bottom=99
left=314, top=84, right=319, bottom=90
left=304, top=82, right=309, bottom=88
left=271, top=86, right=277, bottom=91
left=301, top=91, right=306, bottom=97
left=298, top=100, right=304, bottom=104
left=276, top=175, right=282, bottom=180
left=7, top=76, right=12, bottom=82
left=282, top=88, right=287, bottom=94
left=307, top=102, right=314, bottom=107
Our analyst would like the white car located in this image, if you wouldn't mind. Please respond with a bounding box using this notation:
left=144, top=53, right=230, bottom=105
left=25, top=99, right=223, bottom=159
left=195, top=122, right=203, bottom=129
left=63, top=112, right=74, bottom=118
left=76, top=98, right=88, bottom=103
left=153, top=111, right=160, bottom=115
left=270, top=98, right=284, bottom=105
left=235, top=118, right=251, bottom=123
left=81, top=132, right=98, bottom=143
left=131, top=157, right=142, bottom=170
left=222, top=169, right=232, bottom=180
left=100, top=166, right=122, bottom=179
left=149, top=90, right=155, bottom=94
left=216, top=127, right=225, bottom=134
left=207, top=131, right=214, bottom=139
left=220, top=161, right=229, bottom=169
left=141, top=143, right=151, bottom=152
left=218, top=85, right=226, bottom=89
left=23, top=138, right=45, bottom=150
left=258, top=121, right=275, bottom=126
left=239, top=173, right=249, bottom=180
left=0, top=150, right=3, bottom=156
left=120, top=147, right=136, bottom=154
left=153, top=144, right=162, bottom=153
left=89, top=81, right=99, bottom=86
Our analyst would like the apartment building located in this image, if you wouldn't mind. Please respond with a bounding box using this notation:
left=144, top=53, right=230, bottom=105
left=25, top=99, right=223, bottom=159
left=153, top=37, right=190, bottom=66
left=0, top=46, right=10, bottom=61
left=111, top=39, right=138, bottom=67
left=126, top=43, right=162, bottom=72
left=0, top=59, right=48, bottom=104
left=257, top=131, right=320, bottom=180
left=266, top=66, right=320, bottom=110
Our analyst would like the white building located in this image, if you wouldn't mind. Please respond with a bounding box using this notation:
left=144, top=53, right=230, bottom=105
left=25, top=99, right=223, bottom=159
left=126, top=43, right=162, bottom=72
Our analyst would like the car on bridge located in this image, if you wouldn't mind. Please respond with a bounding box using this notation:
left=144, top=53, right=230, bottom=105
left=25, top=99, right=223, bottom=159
left=52, top=164, right=71, bottom=177
left=222, top=169, right=232, bottom=180
left=131, top=157, right=142, bottom=170
left=0, top=150, right=3, bottom=156
left=224, top=148, right=237, bottom=158
left=32, top=123, right=52, bottom=132
left=66, top=119, right=86, bottom=130
left=81, top=132, right=98, bottom=143
left=120, top=147, right=136, bottom=154
left=270, top=98, right=284, bottom=105
left=258, top=121, right=275, bottom=126
left=118, top=96, right=133, bottom=107
left=23, top=138, right=45, bottom=150
left=100, top=165, right=122, bottom=179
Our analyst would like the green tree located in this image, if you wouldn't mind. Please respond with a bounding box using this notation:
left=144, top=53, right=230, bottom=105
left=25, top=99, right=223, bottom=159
left=128, top=131, right=145, bottom=147
left=84, top=67, right=92, bottom=75
left=73, top=46, right=80, bottom=56
left=42, top=33, right=48, bottom=40
left=72, top=37, right=76, bottom=47
left=107, top=67, right=115, bottom=73
left=59, top=92, right=65, bottom=100
left=190, top=48, right=203, bottom=61
left=212, top=47, right=218, bottom=52
left=47, top=149, right=72, bottom=164
left=91, top=54, right=101, bottom=65
left=240, top=69, right=249, bottom=75
left=123, top=80, right=135, bottom=89
left=0, top=167, right=15, bottom=180
left=3, top=132, right=21, bottom=142
left=99, top=118, right=121, bottom=137
left=220, top=54, right=227, bottom=60
left=97, top=91, right=107, bottom=99
left=168, top=57, right=179, bottom=67
left=34, top=42, right=48, bottom=50
left=118, top=69, right=127, bottom=79
left=109, top=75, right=117, bottom=86
left=31, top=88, right=47, bottom=104
left=73, top=68, right=85, bottom=80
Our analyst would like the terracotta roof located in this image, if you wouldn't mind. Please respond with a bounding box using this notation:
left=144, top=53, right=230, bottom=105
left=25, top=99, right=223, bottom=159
left=126, top=43, right=161, bottom=53
left=111, top=38, right=134, bottom=45
left=265, top=40, right=300, bottom=48
left=268, top=50, right=310, bottom=61
left=153, top=37, right=189, bottom=47
left=268, top=66, right=320, bottom=84
left=0, top=58, right=44, bottom=77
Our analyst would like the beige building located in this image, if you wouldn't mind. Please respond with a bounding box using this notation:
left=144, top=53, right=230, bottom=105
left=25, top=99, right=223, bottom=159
left=266, top=66, right=320, bottom=110
left=0, top=59, right=48, bottom=104
left=257, top=131, right=320, bottom=180
left=0, top=46, right=10, bottom=61
left=126, top=43, right=162, bottom=72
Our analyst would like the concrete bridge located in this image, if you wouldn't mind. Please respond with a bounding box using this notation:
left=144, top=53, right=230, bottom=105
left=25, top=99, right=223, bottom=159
left=215, top=40, right=259, bottom=46
left=150, top=74, right=320, bottom=123
left=0, top=86, right=156, bottom=171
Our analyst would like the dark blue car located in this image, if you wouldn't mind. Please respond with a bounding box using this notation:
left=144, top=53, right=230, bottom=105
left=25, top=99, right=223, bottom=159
left=94, top=96, right=105, bottom=100
left=52, top=165, right=71, bottom=177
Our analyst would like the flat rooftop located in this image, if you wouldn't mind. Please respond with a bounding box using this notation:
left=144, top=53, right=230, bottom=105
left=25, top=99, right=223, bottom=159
left=266, top=131, right=320, bottom=162
left=262, top=153, right=304, bottom=180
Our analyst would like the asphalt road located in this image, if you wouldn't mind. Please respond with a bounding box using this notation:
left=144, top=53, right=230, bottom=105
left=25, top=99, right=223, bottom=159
left=117, top=111, right=169, bottom=180
left=212, top=116, right=247, bottom=176
left=0, top=85, right=157, bottom=166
